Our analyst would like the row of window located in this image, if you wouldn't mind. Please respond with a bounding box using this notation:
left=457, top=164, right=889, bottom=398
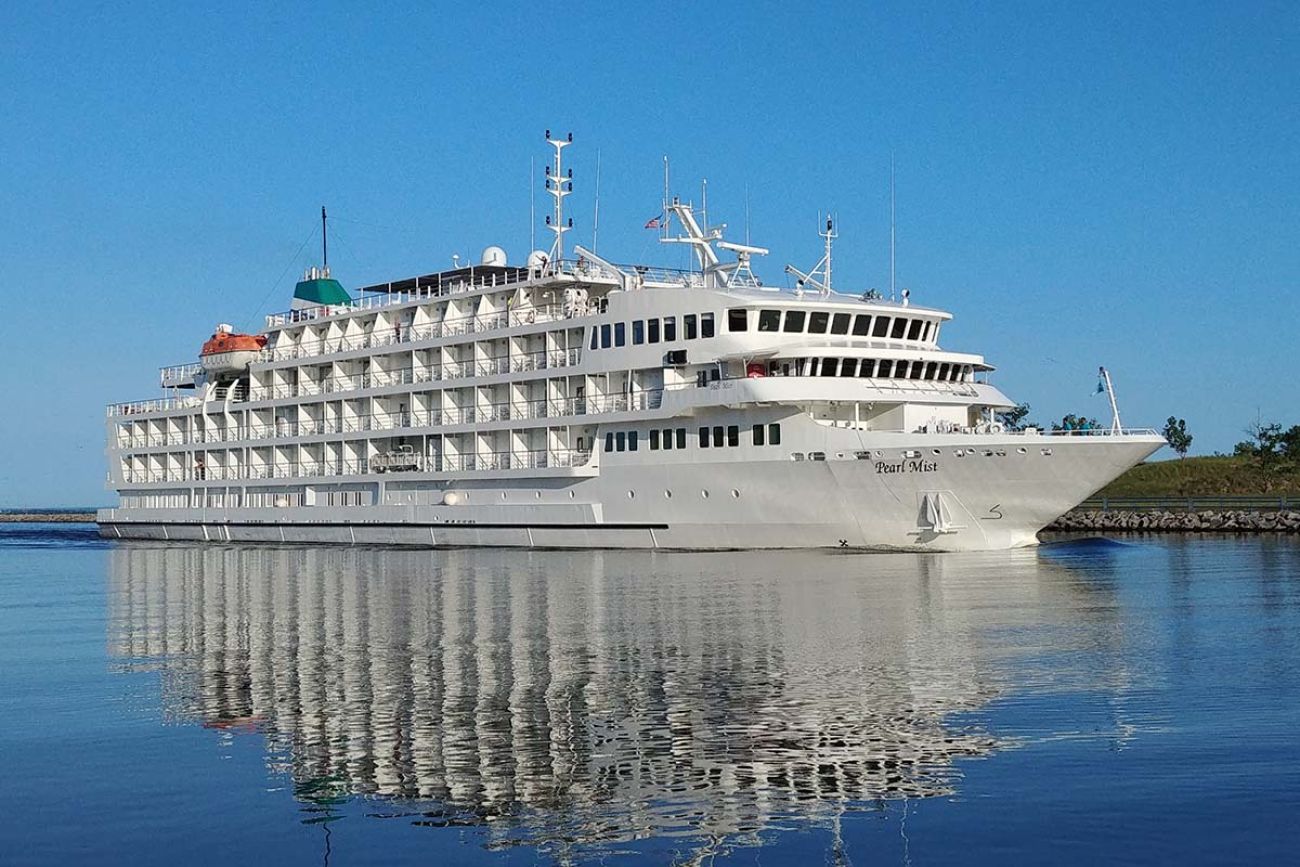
left=590, top=313, right=716, bottom=350
left=729, top=307, right=935, bottom=342
left=782, top=357, right=972, bottom=382
left=603, top=423, right=783, bottom=453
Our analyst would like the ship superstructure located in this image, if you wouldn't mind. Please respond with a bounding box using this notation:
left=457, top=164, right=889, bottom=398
left=98, top=136, right=1164, bottom=550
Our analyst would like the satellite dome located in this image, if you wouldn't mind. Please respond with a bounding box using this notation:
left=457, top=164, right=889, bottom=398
left=480, top=245, right=507, bottom=267
left=526, top=249, right=549, bottom=269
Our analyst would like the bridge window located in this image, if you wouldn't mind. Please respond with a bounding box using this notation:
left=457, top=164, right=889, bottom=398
left=878, top=359, right=894, bottom=378
left=873, top=316, right=890, bottom=337
left=910, top=363, right=924, bottom=380
left=701, top=312, right=716, bottom=338
left=616, top=431, right=626, bottom=452
left=831, top=313, right=850, bottom=335
left=753, top=423, right=765, bottom=445
left=758, top=309, right=781, bottom=332
left=922, top=322, right=933, bottom=341
left=908, top=319, right=924, bottom=341
left=859, top=359, right=875, bottom=377
left=768, top=423, right=781, bottom=445
left=633, top=320, right=645, bottom=344
left=840, top=359, right=858, bottom=377
left=728, top=309, right=749, bottom=332
left=925, top=361, right=937, bottom=380
left=648, top=318, right=660, bottom=343
left=821, top=358, right=838, bottom=377
left=685, top=314, right=698, bottom=340
left=590, top=327, right=598, bottom=350
left=614, top=322, right=626, bottom=346
left=891, top=318, right=908, bottom=339
left=938, top=362, right=950, bottom=380
left=809, top=311, right=829, bottom=334
left=600, top=324, right=611, bottom=348
left=895, top=360, right=910, bottom=378
left=663, top=316, right=677, bottom=341
left=852, top=314, right=871, bottom=336
left=699, top=426, right=710, bottom=447
left=783, top=310, right=806, bottom=332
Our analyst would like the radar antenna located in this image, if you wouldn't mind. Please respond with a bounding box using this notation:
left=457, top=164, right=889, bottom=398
left=543, top=130, right=573, bottom=272
left=784, top=214, right=837, bottom=297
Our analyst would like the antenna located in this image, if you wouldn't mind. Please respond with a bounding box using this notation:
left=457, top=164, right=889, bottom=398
left=820, top=213, right=836, bottom=296
left=661, top=155, right=671, bottom=240
left=543, top=129, right=573, bottom=269
left=701, top=178, right=708, bottom=237
left=321, top=205, right=328, bottom=272
left=529, top=155, right=535, bottom=252
left=890, top=152, right=896, bottom=302
left=592, top=148, right=601, bottom=253
left=744, top=182, right=751, bottom=245
left=783, top=213, right=836, bottom=297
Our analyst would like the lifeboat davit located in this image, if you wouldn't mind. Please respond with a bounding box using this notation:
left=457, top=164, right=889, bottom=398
left=200, top=324, right=266, bottom=376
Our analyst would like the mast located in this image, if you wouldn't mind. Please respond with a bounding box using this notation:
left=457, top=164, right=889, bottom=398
left=592, top=148, right=601, bottom=253
left=1101, top=367, right=1123, bottom=433
left=543, top=130, right=573, bottom=269
left=321, top=205, right=328, bottom=273
left=889, top=154, right=895, bottom=302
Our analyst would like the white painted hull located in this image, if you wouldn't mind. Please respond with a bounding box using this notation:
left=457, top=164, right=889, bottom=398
left=98, top=432, right=1163, bottom=551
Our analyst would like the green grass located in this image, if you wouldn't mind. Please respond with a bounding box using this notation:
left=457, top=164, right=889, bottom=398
left=1098, top=455, right=1300, bottom=498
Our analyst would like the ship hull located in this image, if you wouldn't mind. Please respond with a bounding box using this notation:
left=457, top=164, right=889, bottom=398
left=97, top=433, right=1163, bottom=552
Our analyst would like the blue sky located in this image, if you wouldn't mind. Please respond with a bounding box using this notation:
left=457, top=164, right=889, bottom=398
left=1, top=1, right=1296, bottom=506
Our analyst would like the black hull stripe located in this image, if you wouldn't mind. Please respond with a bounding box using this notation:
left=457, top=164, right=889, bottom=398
left=98, top=520, right=669, bottom=531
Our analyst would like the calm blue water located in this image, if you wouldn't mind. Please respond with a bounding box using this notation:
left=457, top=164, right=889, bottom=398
left=2, top=524, right=1298, bottom=865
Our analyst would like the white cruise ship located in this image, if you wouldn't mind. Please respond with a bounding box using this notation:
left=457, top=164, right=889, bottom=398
left=98, top=134, right=1164, bottom=550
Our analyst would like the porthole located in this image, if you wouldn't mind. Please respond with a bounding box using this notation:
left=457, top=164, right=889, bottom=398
left=731, top=489, right=740, bottom=498
left=954, top=449, right=966, bottom=457
left=568, top=490, right=576, bottom=498
left=501, top=491, right=508, bottom=500
left=664, top=490, right=673, bottom=499
left=535, top=491, right=542, bottom=498
left=701, top=489, right=710, bottom=498
left=1017, top=447, right=1027, bottom=455
left=627, top=490, right=635, bottom=499
left=932, top=448, right=942, bottom=456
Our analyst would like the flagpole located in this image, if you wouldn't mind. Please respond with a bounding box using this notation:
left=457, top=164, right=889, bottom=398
left=1101, top=367, right=1122, bottom=433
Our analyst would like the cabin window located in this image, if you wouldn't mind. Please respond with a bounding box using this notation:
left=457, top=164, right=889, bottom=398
left=909, top=363, right=924, bottom=380
left=872, top=316, right=890, bottom=337
left=753, top=423, right=765, bottom=446
left=648, top=319, right=660, bottom=343
left=840, top=359, right=858, bottom=377
left=758, top=309, right=781, bottom=332
left=663, top=316, right=677, bottom=341
left=590, top=327, right=598, bottom=350
left=629, top=431, right=638, bottom=451
left=921, top=322, right=932, bottom=341
left=713, top=425, right=724, bottom=446
left=783, top=310, right=806, bottom=332
left=662, top=427, right=674, bottom=450
left=727, top=425, right=739, bottom=447
left=831, top=313, right=850, bottom=335
left=616, top=431, right=626, bottom=452
left=650, top=429, right=660, bottom=450
left=859, top=359, right=875, bottom=377
left=604, top=432, right=614, bottom=452
left=685, top=314, right=698, bottom=340
left=852, top=314, right=871, bottom=336
left=699, top=426, right=711, bottom=447
left=820, top=358, right=838, bottom=377
left=938, top=362, right=950, bottom=380
left=808, top=358, right=819, bottom=376
left=878, top=359, right=894, bottom=378
left=614, top=322, right=626, bottom=346
left=891, top=318, right=908, bottom=339
left=633, top=320, right=645, bottom=344
left=908, top=319, right=924, bottom=341
left=728, top=309, right=749, bottom=332
left=925, top=361, right=938, bottom=380
left=808, top=311, right=829, bottom=334
left=701, top=312, right=716, bottom=338
left=601, top=324, right=612, bottom=348
left=768, top=423, right=781, bottom=445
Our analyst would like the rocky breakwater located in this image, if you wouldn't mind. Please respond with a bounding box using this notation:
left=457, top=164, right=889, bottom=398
left=1050, top=510, right=1300, bottom=533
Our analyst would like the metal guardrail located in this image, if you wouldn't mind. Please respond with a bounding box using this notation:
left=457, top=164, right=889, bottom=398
left=1080, top=496, right=1299, bottom=512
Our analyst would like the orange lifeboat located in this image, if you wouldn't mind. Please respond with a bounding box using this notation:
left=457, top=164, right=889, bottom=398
left=200, top=324, right=267, bottom=377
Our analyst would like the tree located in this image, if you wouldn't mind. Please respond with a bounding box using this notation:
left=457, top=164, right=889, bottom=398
left=1235, top=418, right=1283, bottom=466
left=997, top=403, right=1033, bottom=431
left=1162, top=417, right=1193, bottom=459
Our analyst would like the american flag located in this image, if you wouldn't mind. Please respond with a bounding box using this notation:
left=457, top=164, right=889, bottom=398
left=644, top=214, right=662, bottom=229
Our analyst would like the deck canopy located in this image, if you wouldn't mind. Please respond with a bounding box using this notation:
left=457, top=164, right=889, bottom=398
left=358, top=264, right=529, bottom=294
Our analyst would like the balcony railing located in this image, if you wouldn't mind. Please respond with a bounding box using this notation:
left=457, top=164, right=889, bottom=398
left=119, top=448, right=593, bottom=484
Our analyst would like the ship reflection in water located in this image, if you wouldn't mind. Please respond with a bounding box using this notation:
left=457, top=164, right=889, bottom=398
left=106, top=544, right=1128, bottom=859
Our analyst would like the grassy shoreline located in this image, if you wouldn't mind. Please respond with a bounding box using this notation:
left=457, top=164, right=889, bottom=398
left=1097, top=455, right=1300, bottom=498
